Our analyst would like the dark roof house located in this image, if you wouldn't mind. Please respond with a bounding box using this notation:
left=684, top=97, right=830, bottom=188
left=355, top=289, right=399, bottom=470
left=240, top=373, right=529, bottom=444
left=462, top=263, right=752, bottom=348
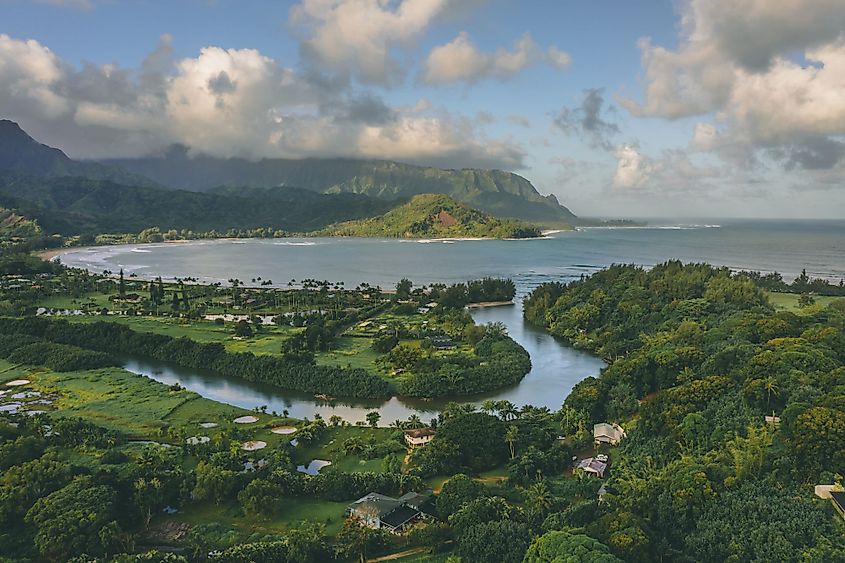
left=347, top=491, right=433, bottom=532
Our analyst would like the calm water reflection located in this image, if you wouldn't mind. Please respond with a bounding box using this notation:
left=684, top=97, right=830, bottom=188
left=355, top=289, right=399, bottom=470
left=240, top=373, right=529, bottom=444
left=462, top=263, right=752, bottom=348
left=121, top=302, right=604, bottom=425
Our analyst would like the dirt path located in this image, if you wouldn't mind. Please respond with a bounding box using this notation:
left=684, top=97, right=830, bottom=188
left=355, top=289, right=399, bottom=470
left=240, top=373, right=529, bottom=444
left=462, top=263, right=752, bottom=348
left=368, top=546, right=429, bottom=562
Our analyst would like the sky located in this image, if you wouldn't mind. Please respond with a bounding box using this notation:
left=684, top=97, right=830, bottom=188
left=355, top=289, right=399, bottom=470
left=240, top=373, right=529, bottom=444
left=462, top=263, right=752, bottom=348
left=1, top=0, right=844, bottom=219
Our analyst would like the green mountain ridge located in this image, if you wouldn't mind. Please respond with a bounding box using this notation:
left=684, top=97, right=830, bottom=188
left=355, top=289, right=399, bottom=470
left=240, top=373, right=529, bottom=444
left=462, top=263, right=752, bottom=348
left=317, top=193, right=543, bottom=239
left=102, top=146, right=577, bottom=225
left=0, top=175, right=395, bottom=236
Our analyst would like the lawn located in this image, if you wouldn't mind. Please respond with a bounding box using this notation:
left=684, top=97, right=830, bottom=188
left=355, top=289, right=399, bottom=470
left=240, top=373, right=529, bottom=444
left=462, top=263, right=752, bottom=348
left=63, top=314, right=297, bottom=356
left=765, top=291, right=845, bottom=312
left=316, top=335, right=381, bottom=370
left=0, top=359, right=257, bottom=439
left=167, top=497, right=351, bottom=537
left=291, top=425, right=401, bottom=474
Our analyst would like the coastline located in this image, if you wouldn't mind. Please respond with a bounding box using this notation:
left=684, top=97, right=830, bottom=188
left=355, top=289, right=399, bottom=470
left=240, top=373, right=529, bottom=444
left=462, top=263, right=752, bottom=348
left=36, top=248, right=70, bottom=261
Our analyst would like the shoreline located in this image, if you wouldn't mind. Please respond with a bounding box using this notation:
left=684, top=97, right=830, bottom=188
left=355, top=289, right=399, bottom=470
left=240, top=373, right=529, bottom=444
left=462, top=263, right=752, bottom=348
left=465, top=300, right=515, bottom=309
left=36, top=248, right=71, bottom=261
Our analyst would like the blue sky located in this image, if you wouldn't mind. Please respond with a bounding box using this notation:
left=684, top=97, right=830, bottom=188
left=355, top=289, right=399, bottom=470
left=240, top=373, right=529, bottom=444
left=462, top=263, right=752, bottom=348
left=2, top=0, right=844, bottom=218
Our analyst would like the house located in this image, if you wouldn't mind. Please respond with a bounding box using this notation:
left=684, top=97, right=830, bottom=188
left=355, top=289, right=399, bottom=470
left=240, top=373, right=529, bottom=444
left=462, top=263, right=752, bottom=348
left=429, top=336, right=454, bottom=350
left=832, top=492, right=845, bottom=521
left=576, top=457, right=608, bottom=478
left=593, top=423, right=626, bottom=445
left=815, top=485, right=845, bottom=521
left=404, top=427, right=436, bottom=447
left=347, top=491, right=433, bottom=532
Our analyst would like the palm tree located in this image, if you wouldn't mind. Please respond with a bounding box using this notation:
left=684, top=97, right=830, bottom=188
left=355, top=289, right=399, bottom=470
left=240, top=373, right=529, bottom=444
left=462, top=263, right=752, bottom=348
left=498, top=400, right=519, bottom=421
left=406, top=414, right=424, bottom=429
left=526, top=480, right=553, bottom=514
left=505, top=425, right=519, bottom=459
left=763, top=376, right=780, bottom=409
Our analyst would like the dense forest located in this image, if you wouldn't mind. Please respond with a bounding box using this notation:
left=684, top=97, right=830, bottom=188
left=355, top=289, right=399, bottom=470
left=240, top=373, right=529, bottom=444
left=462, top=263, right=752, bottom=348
left=521, top=261, right=845, bottom=560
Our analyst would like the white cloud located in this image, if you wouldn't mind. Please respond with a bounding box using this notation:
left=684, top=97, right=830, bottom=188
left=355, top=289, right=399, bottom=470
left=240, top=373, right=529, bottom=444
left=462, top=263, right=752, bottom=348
left=421, top=32, right=570, bottom=85
left=289, top=0, right=452, bottom=85
left=621, top=0, right=845, bottom=172
left=0, top=34, right=524, bottom=169
left=612, top=144, right=654, bottom=189
left=421, top=32, right=541, bottom=85
left=547, top=46, right=571, bottom=70
left=0, top=34, right=68, bottom=118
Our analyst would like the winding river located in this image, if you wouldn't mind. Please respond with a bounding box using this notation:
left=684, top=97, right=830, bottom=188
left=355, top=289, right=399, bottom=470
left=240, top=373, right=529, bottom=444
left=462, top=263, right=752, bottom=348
left=120, top=301, right=604, bottom=425
left=56, top=220, right=845, bottom=424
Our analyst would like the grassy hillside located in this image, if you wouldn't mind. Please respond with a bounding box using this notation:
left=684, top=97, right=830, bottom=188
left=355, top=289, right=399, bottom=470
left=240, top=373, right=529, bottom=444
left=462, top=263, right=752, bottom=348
left=103, top=148, right=577, bottom=224
left=318, top=193, right=542, bottom=239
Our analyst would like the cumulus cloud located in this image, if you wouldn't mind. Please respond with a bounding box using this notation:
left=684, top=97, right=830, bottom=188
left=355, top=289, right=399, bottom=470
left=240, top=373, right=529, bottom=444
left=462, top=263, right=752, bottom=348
left=289, top=0, right=453, bottom=86
left=621, top=0, right=845, bottom=173
left=0, top=34, right=524, bottom=169
left=421, top=32, right=570, bottom=85
left=421, top=32, right=541, bottom=85
left=554, top=88, right=619, bottom=150
left=0, top=34, right=68, bottom=118
left=613, top=144, right=654, bottom=189
left=612, top=144, right=718, bottom=191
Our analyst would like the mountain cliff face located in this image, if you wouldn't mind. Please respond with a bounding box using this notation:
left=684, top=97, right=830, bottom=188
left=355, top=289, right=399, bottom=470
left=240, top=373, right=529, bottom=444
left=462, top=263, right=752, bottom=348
left=0, top=119, right=579, bottom=233
left=103, top=146, right=577, bottom=224
left=0, top=120, right=157, bottom=187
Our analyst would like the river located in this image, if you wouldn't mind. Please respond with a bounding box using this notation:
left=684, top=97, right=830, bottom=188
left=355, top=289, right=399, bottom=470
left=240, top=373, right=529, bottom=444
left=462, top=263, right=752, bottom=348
left=55, top=219, right=845, bottom=424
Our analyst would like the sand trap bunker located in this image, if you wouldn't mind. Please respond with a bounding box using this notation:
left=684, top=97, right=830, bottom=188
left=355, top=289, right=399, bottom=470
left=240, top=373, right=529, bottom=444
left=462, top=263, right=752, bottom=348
left=4, top=380, right=30, bottom=387
left=0, top=403, right=21, bottom=413
left=241, top=440, right=267, bottom=451
left=24, top=410, right=46, bottom=416
left=297, top=459, right=331, bottom=475
left=233, top=415, right=259, bottom=424
left=271, top=426, right=297, bottom=435
left=199, top=422, right=219, bottom=429
left=12, top=391, right=41, bottom=399
left=186, top=436, right=211, bottom=445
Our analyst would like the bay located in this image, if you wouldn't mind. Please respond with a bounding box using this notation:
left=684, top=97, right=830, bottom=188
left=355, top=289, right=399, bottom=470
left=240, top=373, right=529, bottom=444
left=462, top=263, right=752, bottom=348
left=56, top=219, right=845, bottom=424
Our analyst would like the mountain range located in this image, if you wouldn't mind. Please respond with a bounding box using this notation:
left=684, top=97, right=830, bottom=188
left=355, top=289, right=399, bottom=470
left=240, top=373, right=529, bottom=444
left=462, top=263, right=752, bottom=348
left=104, top=145, right=576, bottom=224
left=0, top=119, right=579, bottom=241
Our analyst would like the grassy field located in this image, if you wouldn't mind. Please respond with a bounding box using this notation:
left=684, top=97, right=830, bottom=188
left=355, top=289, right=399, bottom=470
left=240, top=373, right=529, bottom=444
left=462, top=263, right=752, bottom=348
left=291, top=425, right=399, bottom=474
left=166, top=497, right=351, bottom=537
left=60, top=314, right=298, bottom=356
left=0, top=359, right=298, bottom=441
left=765, top=291, right=845, bottom=312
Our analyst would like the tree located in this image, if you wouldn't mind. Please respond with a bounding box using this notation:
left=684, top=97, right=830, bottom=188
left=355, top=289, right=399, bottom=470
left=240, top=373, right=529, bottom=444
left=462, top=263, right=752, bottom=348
left=525, top=481, right=553, bottom=515
left=456, top=520, right=530, bottom=563
left=334, top=519, right=387, bottom=563
left=365, top=411, right=381, bottom=428
left=506, top=425, right=519, bottom=459
left=193, top=462, right=240, bottom=505
left=396, top=278, right=413, bottom=299
left=524, top=529, right=622, bottom=562
left=234, top=319, right=253, bottom=337
left=118, top=268, right=125, bottom=297
left=24, top=477, right=117, bottom=560
left=437, top=474, right=487, bottom=518
left=238, top=479, right=284, bottom=518
left=133, top=477, right=164, bottom=528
